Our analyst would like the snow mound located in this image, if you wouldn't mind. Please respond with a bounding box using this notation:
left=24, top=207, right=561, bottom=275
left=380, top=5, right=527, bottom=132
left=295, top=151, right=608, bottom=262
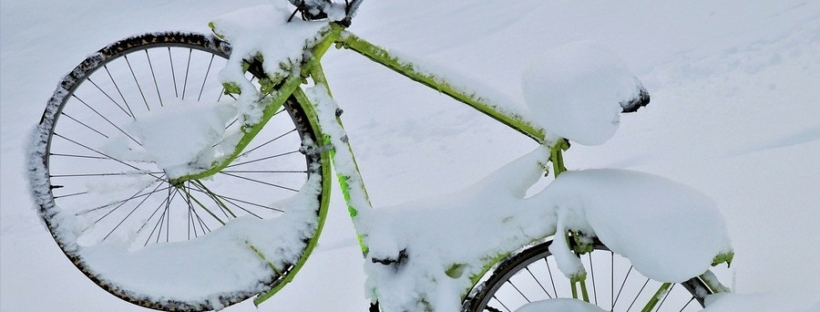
left=538, top=169, right=733, bottom=282
left=359, top=146, right=733, bottom=311
left=522, top=41, right=645, bottom=145
left=209, top=3, right=329, bottom=125
left=102, top=98, right=238, bottom=179
left=704, top=291, right=820, bottom=312
left=518, top=298, right=607, bottom=312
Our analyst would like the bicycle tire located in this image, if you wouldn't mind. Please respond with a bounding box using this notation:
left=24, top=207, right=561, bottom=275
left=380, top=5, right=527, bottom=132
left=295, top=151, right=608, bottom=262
left=29, top=32, right=327, bottom=311
left=463, top=238, right=713, bottom=312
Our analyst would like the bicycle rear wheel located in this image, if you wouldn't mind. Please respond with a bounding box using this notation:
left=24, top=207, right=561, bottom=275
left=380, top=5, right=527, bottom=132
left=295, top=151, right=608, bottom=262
left=464, top=238, right=713, bottom=312
left=29, top=32, right=327, bottom=311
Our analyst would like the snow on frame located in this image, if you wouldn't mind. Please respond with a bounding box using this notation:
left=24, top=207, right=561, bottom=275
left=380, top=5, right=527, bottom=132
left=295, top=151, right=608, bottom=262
left=210, top=2, right=331, bottom=126
left=342, top=143, right=731, bottom=311
left=225, top=8, right=734, bottom=310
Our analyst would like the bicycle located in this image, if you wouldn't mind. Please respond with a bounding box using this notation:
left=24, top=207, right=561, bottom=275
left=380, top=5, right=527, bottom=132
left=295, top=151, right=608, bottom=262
left=28, top=1, right=733, bottom=311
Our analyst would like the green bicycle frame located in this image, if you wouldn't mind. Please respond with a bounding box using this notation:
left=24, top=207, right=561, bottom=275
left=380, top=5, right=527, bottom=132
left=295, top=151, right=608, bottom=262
left=175, top=22, right=728, bottom=308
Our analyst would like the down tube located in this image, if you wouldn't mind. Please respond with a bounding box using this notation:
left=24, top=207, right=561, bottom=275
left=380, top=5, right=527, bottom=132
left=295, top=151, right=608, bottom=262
left=337, top=31, right=546, bottom=144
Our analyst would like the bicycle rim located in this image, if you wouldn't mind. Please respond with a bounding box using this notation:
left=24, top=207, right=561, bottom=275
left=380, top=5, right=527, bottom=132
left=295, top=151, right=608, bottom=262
left=29, top=32, right=326, bottom=311
left=464, top=239, right=712, bottom=312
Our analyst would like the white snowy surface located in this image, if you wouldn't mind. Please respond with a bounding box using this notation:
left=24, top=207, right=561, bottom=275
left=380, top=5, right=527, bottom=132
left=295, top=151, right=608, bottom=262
left=518, top=299, right=607, bottom=312
left=2, top=0, right=819, bottom=312
left=704, top=291, right=820, bottom=312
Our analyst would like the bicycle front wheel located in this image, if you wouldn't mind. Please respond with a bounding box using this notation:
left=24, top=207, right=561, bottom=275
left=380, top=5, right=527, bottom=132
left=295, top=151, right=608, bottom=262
left=464, top=239, right=714, bottom=312
left=29, top=32, right=328, bottom=311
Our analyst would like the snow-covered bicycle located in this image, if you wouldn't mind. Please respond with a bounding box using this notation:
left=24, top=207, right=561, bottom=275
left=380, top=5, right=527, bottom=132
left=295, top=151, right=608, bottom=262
left=28, top=1, right=733, bottom=311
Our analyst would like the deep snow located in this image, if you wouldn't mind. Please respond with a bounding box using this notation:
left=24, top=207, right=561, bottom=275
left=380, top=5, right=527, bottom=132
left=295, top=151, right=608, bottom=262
left=2, top=0, right=819, bottom=311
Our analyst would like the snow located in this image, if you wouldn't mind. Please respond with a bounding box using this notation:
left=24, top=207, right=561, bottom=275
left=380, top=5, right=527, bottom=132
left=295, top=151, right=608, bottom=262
left=210, top=3, right=329, bottom=124
left=109, top=98, right=238, bottom=179
left=359, top=147, right=554, bottom=312
left=2, top=0, right=820, bottom=311
left=518, top=298, right=607, bottom=312
left=31, top=154, right=325, bottom=306
left=354, top=148, right=731, bottom=311
left=704, top=291, right=820, bottom=312
left=539, top=169, right=732, bottom=283
left=522, top=41, right=644, bottom=146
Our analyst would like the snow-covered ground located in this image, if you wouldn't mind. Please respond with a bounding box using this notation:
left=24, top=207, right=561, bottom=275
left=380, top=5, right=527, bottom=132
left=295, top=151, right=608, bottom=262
left=2, top=0, right=819, bottom=311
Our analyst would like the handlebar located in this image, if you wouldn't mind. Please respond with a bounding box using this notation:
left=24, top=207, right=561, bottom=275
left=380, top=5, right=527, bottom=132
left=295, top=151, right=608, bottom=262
left=287, top=0, right=365, bottom=27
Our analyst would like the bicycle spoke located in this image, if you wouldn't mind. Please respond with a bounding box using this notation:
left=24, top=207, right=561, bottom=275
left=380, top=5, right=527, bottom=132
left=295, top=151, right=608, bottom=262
left=75, top=184, right=171, bottom=216
left=168, top=47, right=179, bottom=98
left=180, top=186, right=213, bottom=241
left=104, top=65, right=136, bottom=118
left=177, top=185, right=226, bottom=225
left=135, top=187, right=178, bottom=243
left=123, top=55, right=151, bottom=111
left=50, top=152, right=107, bottom=160
left=152, top=202, right=170, bottom=244
left=491, top=297, right=512, bottom=312
left=187, top=188, right=195, bottom=240
left=190, top=198, right=212, bottom=235
left=218, top=171, right=299, bottom=192
left=197, top=54, right=216, bottom=101
left=227, top=150, right=301, bottom=168
left=51, top=133, right=159, bottom=180
left=220, top=170, right=307, bottom=174
left=679, top=297, right=695, bottom=312
left=144, top=50, right=164, bottom=107
left=655, top=283, right=675, bottom=311
left=524, top=267, right=553, bottom=299
left=544, top=257, right=559, bottom=298
left=238, top=128, right=296, bottom=157
left=53, top=191, right=88, bottom=200
left=181, top=48, right=192, bottom=99
left=70, top=95, right=142, bottom=146
left=506, top=280, right=531, bottom=303
left=626, top=277, right=651, bottom=311
left=60, top=112, right=109, bottom=139
left=611, top=251, right=615, bottom=309
left=189, top=180, right=236, bottom=219
left=588, top=253, right=598, bottom=305
left=100, top=180, right=166, bottom=241
left=51, top=172, right=163, bottom=178
left=86, top=78, right=133, bottom=119
left=614, top=265, right=634, bottom=307
left=186, top=188, right=276, bottom=218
